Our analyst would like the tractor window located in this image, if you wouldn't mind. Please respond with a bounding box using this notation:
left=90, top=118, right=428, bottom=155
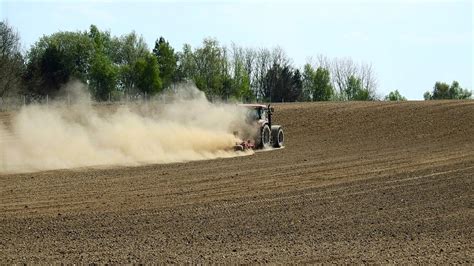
left=246, top=108, right=260, bottom=121
left=261, top=109, right=267, bottom=120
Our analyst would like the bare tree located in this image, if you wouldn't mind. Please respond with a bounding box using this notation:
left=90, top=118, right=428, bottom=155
left=331, top=57, right=357, bottom=98
left=243, top=47, right=256, bottom=80
left=270, top=46, right=290, bottom=67
left=316, top=54, right=331, bottom=70
left=254, top=47, right=272, bottom=100
left=230, top=42, right=244, bottom=78
left=325, top=57, right=377, bottom=100
left=359, top=62, right=377, bottom=97
left=0, top=20, right=24, bottom=97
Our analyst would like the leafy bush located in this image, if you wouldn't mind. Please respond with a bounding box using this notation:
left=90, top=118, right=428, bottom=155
left=385, top=90, right=407, bottom=101
left=424, top=81, right=471, bottom=100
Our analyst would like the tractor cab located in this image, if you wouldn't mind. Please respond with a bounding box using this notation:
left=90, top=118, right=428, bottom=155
left=240, top=104, right=274, bottom=127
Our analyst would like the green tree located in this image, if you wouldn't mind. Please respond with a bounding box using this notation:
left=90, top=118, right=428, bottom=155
left=346, top=75, right=372, bottom=101
left=289, top=68, right=303, bottom=102
left=345, top=75, right=361, bottom=100
left=88, top=25, right=112, bottom=55
left=302, top=64, right=333, bottom=101
left=302, top=64, right=314, bottom=101
left=193, top=38, right=227, bottom=100
left=153, top=37, right=177, bottom=89
left=312, top=67, right=333, bottom=101
left=133, top=53, right=162, bottom=96
left=24, top=25, right=158, bottom=100
left=264, top=63, right=301, bottom=102
left=385, top=90, right=406, bottom=101
left=25, top=31, right=93, bottom=96
left=447, top=81, right=471, bottom=99
left=112, top=31, right=149, bottom=95
left=111, top=31, right=148, bottom=66
left=263, top=63, right=280, bottom=101
left=89, top=53, right=117, bottom=101
left=228, top=43, right=255, bottom=102
left=428, top=81, right=449, bottom=100
left=175, top=43, right=196, bottom=82
left=424, top=81, right=472, bottom=100
left=87, top=25, right=118, bottom=101
left=230, top=70, right=253, bottom=102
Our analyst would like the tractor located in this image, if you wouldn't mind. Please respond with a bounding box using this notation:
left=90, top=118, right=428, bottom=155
left=234, top=104, right=284, bottom=150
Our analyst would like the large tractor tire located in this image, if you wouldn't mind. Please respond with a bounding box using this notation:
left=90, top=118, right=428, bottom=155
left=271, top=125, right=284, bottom=148
left=257, top=124, right=271, bottom=149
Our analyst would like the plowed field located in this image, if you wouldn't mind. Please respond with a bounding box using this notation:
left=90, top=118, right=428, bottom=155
left=1, top=101, right=473, bottom=263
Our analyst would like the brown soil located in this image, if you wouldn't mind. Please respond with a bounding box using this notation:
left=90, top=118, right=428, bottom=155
left=0, top=101, right=473, bottom=263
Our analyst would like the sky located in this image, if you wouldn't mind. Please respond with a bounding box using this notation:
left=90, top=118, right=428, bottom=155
left=1, top=0, right=472, bottom=100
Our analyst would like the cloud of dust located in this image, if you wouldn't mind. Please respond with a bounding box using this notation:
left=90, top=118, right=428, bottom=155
left=0, top=82, right=254, bottom=174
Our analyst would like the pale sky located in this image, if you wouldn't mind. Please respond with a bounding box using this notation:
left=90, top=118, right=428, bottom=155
left=1, top=0, right=472, bottom=100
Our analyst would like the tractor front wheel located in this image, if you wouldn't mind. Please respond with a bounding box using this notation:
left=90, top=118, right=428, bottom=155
left=258, top=124, right=271, bottom=149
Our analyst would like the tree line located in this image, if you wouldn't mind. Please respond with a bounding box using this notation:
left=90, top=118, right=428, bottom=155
left=0, top=21, right=471, bottom=102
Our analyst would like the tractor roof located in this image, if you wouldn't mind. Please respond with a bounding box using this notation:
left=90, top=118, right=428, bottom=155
left=238, top=104, right=268, bottom=109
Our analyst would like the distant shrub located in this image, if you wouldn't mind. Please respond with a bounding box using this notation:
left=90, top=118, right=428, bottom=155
left=385, top=90, right=407, bottom=101
left=424, top=81, right=472, bottom=100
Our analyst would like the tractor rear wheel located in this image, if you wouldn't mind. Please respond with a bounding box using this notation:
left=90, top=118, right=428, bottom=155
left=271, top=126, right=284, bottom=148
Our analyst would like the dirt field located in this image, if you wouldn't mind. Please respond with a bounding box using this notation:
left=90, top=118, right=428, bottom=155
left=1, top=101, right=473, bottom=263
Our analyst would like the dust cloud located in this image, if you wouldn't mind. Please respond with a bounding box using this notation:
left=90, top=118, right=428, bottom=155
left=0, top=82, right=254, bottom=173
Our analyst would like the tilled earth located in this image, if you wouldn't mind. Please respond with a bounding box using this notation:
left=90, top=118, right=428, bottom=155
left=0, top=101, right=473, bottom=263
